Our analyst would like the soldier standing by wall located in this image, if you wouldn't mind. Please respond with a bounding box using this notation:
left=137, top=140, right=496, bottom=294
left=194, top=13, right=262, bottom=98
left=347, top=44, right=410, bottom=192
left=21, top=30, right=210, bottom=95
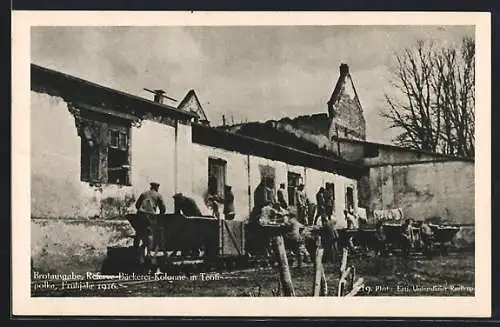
left=314, top=187, right=326, bottom=226
left=277, top=183, right=288, bottom=210
left=324, top=186, right=334, bottom=221
left=223, top=185, right=235, bottom=220
left=295, top=184, right=307, bottom=225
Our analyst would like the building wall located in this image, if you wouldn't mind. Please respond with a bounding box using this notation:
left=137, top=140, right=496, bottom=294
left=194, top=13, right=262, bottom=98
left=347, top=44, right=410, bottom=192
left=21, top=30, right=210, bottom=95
left=175, top=121, right=193, bottom=196
left=333, top=138, right=458, bottom=165
left=131, top=119, right=177, bottom=213
left=362, top=161, right=475, bottom=224
left=31, top=92, right=107, bottom=218
left=188, top=143, right=359, bottom=225
left=190, top=143, right=250, bottom=218
left=31, top=91, right=179, bottom=218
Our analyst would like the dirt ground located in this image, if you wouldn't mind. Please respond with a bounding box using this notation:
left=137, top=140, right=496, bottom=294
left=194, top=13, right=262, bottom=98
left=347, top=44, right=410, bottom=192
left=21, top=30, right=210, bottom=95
left=32, top=250, right=474, bottom=297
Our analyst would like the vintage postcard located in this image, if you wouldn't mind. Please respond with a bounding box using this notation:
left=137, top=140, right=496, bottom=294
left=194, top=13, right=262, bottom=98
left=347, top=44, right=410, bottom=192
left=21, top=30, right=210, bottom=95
left=12, top=11, right=491, bottom=317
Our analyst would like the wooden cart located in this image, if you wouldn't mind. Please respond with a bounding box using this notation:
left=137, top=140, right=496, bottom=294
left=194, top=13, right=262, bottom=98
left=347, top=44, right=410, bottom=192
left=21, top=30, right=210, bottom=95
left=126, top=213, right=246, bottom=272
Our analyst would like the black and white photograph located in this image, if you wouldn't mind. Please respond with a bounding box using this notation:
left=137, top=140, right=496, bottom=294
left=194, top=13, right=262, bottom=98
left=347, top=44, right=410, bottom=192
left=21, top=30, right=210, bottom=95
left=12, top=11, right=491, bottom=317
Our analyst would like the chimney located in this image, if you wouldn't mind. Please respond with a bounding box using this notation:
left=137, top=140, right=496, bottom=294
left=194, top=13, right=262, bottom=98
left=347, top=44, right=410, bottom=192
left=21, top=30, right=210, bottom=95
left=340, top=63, right=349, bottom=77
left=153, top=89, right=166, bottom=104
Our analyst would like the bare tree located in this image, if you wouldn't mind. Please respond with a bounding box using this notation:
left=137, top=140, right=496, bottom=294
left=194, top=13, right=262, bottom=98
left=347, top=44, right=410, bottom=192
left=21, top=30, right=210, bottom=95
left=382, top=36, right=475, bottom=158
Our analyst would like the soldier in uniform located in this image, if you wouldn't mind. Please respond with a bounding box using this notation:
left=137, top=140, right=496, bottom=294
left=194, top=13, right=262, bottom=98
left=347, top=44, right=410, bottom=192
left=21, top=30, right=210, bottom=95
left=284, top=216, right=310, bottom=267
left=173, top=193, right=203, bottom=216
left=295, top=184, right=308, bottom=225
left=223, top=185, right=235, bottom=220
left=135, top=182, right=167, bottom=254
left=401, top=219, right=413, bottom=258
left=314, top=187, right=326, bottom=226
left=419, top=220, right=434, bottom=259
left=277, top=183, right=288, bottom=209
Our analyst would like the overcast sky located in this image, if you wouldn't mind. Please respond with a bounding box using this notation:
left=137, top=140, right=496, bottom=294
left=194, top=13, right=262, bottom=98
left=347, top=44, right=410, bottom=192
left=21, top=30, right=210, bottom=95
left=31, top=25, right=474, bottom=143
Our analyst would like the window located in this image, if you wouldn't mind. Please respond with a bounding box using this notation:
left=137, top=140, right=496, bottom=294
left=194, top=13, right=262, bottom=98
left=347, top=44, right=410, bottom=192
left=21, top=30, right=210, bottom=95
left=107, top=127, right=130, bottom=185
left=346, top=186, right=354, bottom=210
left=287, top=172, right=302, bottom=206
left=80, top=115, right=131, bottom=186
left=208, top=158, right=227, bottom=199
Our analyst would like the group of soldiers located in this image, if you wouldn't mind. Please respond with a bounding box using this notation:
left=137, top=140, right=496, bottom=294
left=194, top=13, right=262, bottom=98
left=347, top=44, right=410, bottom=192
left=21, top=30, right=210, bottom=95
left=251, top=177, right=359, bottom=229
left=134, top=182, right=215, bottom=255
left=374, top=218, right=435, bottom=259
left=248, top=178, right=355, bottom=267
left=133, top=179, right=437, bottom=267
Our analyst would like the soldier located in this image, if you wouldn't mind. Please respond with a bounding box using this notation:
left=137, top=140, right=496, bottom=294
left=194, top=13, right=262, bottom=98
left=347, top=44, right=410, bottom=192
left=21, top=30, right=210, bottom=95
left=295, top=184, right=308, bottom=225
left=223, top=185, right=235, bottom=220
left=173, top=193, right=203, bottom=216
left=401, top=219, right=413, bottom=258
left=314, top=187, right=326, bottom=226
left=419, top=220, right=434, bottom=259
left=206, top=174, right=221, bottom=218
left=277, top=183, right=288, bottom=209
left=284, top=216, right=310, bottom=267
left=263, top=177, right=277, bottom=207
left=135, top=182, right=167, bottom=254
left=374, top=220, right=387, bottom=256
left=345, top=205, right=358, bottom=229
left=324, top=186, right=334, bottom=220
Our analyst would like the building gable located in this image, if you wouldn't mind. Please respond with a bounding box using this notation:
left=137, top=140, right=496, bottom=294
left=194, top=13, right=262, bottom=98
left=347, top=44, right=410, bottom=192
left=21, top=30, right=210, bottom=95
left=327, top=63, right=366, bottom=141
left=177, top=89, right=209, bottom=125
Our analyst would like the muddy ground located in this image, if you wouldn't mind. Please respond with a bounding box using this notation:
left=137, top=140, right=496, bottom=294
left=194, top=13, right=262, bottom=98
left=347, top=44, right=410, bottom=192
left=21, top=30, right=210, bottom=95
left=32, top=250, right=474, bottom=297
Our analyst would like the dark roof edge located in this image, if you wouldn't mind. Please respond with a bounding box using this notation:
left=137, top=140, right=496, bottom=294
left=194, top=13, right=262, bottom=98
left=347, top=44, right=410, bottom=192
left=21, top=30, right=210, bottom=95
left=193, top=124, right=366, bottom=178
left=334, top=136, right=475, bottom=162
left=31, top=63, right=197, bottom=120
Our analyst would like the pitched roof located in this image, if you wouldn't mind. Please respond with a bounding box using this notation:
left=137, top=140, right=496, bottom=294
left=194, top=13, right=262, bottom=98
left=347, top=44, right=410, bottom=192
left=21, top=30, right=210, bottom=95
left=220, top=120, right=336, bottom=159
left=177, top=89, right=209, bottom=122
left=194, top=124, right=366, bottom=179
left=31, top=64, right=197, bottom=121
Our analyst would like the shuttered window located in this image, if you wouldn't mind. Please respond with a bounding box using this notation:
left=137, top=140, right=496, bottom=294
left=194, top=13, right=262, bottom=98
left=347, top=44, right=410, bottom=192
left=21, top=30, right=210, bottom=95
left=107, top=125, right=130, bottom=185
left=79, top=114, right=131, bottom=186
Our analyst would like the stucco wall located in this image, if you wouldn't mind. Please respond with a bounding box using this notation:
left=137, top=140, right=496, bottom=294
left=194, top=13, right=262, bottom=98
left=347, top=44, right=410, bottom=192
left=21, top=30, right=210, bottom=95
left=175, top=122, right=193, bottom=196
left=333, top=139, right=461, bottom=165
left=31, top=92, right=111, bottom=218
left=31, top=218, right=134, bottom=274
left=363, top=161, right=475, bottom=224
left=131, top=119, right=177, bottom=213
left=364, top=147, right=447, bottom=166
left=190, top=143, right=250, bottom=218
left=188, top=143, right=359, bottom=225
left=31, top=91, right=179, bottom=218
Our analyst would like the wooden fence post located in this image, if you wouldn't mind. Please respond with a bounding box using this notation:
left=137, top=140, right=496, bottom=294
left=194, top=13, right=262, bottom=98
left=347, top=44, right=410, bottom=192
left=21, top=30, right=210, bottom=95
left=271, top=234, right=295, bottom=296
left=313, top=235, right=324, bottom=296
left=320, top=268, right=328, bottom=296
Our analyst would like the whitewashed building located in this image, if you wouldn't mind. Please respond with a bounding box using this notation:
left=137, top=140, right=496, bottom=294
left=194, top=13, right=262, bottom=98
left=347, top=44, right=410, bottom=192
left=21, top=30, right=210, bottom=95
left=31, top=64, right=365, bottom=227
